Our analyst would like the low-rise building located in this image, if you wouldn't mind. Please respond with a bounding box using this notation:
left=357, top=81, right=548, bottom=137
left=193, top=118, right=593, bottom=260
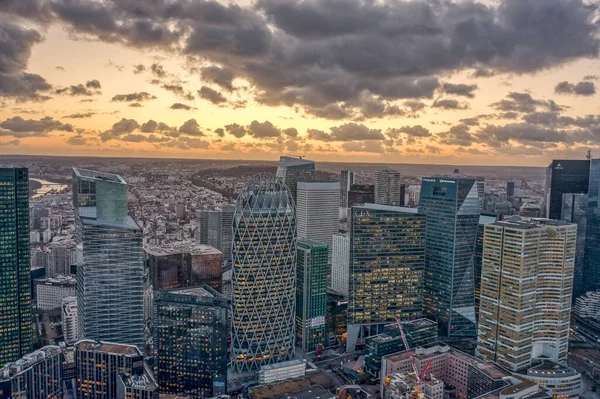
left=517, top=361, right=581, bottom=399
left=116, top=365, right=159, bottom=399
left=61, top=296, right=79, bottom=345
left=259, top=360, right=307, bottom=385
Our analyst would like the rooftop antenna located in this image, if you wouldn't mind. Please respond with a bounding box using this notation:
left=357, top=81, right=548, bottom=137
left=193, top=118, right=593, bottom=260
left=587, top=149, right=592, bottom=160
left=288, top=154, right=304, bottom=159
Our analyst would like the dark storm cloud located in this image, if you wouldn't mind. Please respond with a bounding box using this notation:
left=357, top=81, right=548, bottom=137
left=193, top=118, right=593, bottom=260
left=111, top=92, right=157, bottom=102
left=198, top=86, right=227, bottom=104
left=442, top=83, right=478, bottom=98
left=201, top=66, right=235, bottom=91
left=170, top=103, right=196, bottom=110
left=432, top=99, right=469, bottom=110
left=179, top=119, right=203, bottom=136
left=0, top=116, right=73, bottom=136
left=555, top=81, right=596, bottom=96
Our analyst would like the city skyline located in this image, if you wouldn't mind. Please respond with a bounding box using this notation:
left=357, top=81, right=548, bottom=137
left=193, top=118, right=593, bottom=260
left=0, top=0, right=599, bottom=166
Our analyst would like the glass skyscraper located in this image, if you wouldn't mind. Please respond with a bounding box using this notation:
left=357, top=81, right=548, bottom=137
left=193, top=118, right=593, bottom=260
left=231, top=173, right=297, bottom=371
left=154, top=286, right=228, bottom=398
left=196, top=205, right=234, bottom=263
left=296, top=239, right=328, bottom=352
left=584, top=159, right=600, bottom=295
left=276, top=156, right=316, bottom=204
left=419, top=175, right=480, bottom=337
left=347, top=204, right=425, bottom=352
left=375, top=169, right=402, bottom=206
left=73, top=168, right=145, bottom=351
left=0, top=167, right=32, bottom=366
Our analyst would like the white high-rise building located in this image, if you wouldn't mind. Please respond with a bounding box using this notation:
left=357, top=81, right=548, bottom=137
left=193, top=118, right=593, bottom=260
left=375, top=169, right=401, bottom=206
left=296, top=181, right=340, bottom=260
left=331, top=233, right=350, bottom=296
left=62, top=296, right=79, bottom=345
left=36, top=275, right=76, bottom=310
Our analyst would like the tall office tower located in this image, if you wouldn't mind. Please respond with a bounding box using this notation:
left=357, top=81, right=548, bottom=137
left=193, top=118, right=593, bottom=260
left=477, top=218, right=576, bottom=371
left=474, top=214, right=497, bottom=323
left=331, top=233, right=350, bottom=296
left=296, top=240, right=328, bottom=352
left=544, top=160, right=590, bottom=299
left=75, top=340, right=147, bottom=399
left=507, top=181, right=515, bottom=201
left=0, top=346, right=63, bottom=398
left=296, top=181, right=340, bottom=260
left=154, top=286, right=228, bottom=398
left=195, top=205, right=234, bottom=262
left=340, top=170, right=356, bottom=208
left=0, top=167, right=32, bottom=366
left=347, top=204, right=426, bottom=352
left=47, top=243, right=76, bottom=277
left=231, top=174, right=297, bottom=371
left=62, top=296, right=79, bottom=345
left=375, top=169, right=402, bottom=206
left=476, top=178, right=485, bottom=213
left=276, top=156, right=316, bottom=204
left=348, top=184, right=375, bottom=207
left=584, top=159, right=600, bottom=295
left=399, top=184, right=406, bottom=207
left=73, top=168, right=144, bottom=350
left=418, top=174, right=480, bottom=337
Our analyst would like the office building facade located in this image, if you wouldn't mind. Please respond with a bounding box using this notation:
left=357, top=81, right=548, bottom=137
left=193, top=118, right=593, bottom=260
left=73, top=168, right=144, bottom=350
left=331, top=234, right=350, bottom=296
left=154, top=286, right=228, bottom=398
left=231, top=173, right=297, bottom=371
left=0, top=167, right=32, bottom=366
left=0, top=346, right=63, bottom=398
left=276, top=156, right=316, bottom=204
left=195, top=205, right=234, bottom=262
left=418, top=175, right=480, bottom=337
left=347, top=204, right=426, bottom=351
left=36, top=275, right=77, bottom=310
left=477, top=218, right=576, bottom=371
left=474, top=214, right=497, bottom=322
left=340, top=170, right=355, bottom=208
left=62, top=296, right=79, bottom=345
left=296, top=181, right=339, bottom=260
left=375, top=170, right=402, bottom=206
left=507, top=181, right=515, bottom=201
left=296, top=240, right=328, bottom=352
left=583, top=158, right=600, bottom=295
left=348, top=184, right=375, bottom=207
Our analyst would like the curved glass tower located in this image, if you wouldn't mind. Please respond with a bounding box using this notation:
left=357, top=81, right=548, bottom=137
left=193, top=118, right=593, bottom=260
left=231, top=173, right=297, bottom=372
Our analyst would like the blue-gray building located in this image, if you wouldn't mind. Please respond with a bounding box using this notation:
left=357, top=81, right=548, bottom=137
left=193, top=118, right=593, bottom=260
left=73, top=168, right=145, bottom=350
left=584, top=159, right=600, bottom=296
left=418, top=174, right=480, bottom=337
left=276, top=156, right=316, bottom=204
left=0, top=167, right=32, bottom=366
left=154, top=286, right=227, bottom=398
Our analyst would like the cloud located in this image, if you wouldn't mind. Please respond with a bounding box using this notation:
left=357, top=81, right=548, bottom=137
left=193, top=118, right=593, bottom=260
left=283, top=128, right=298, bottom=138
left=64, top=112, right=95, bottom=119
left=394, top=125, right=431, bottom=137
left=140, top=120, right=171, bottom=133
left=555, top=81, right=596, bottom=96
left=442, top=83, right=478, bottom=98
left=225, top=124, right=247, bottom=138
left=176, top=136, right=210, bottom=149
left=179, top=119, right=203, bottom=136
left=170, top=103, right=196, bottom=110
left=215, top=128, right=225, bottom=137
left=201, top=66, right=235, bottom=91
left=111, top=92, right=156, bottom=102
left=56, top=66, right=65, bottom=71
left=308, top=123, right=385, bottom=142
left=198, top=86, right=227, bottom=104
left=129, top=102, right=143, bottom=107
left=66, top=135, right=87, bottom=145
left=100, top=118, right=140, bottom=141
left=438, top=124, right=475, bottom=146
left=0, top=139, right=20, bottom=146
left=432, top=99, right=469, bottom=110
left=491, top=92, right=562, bottom=113
left=133, top=64, right=145, bottom=74
left=0, top=116, right=73, bottom=137
left=248, top=120, right=280, bottom=138
left=56, top=79, right=102, bottom=96
left=584, top=75, right=599, bottom=81
left=161, top=84, right=194, bottom=101
left=478, top=123, right=569, bottom=147
left=341, top=141, right=385, bottom=153
left=150, top=63, right=167, bottom=78
left=426, top=145, right=441, bottom=154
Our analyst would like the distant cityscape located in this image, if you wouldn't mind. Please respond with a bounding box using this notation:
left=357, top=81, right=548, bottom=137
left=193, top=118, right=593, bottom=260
left=1, top=155, right=600, bottom=399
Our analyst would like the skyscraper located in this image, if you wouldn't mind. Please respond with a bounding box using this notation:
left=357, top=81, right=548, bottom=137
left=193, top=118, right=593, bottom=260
left=340, top=170, right=355, bottom=208
left=375, top=169, right=402, bottom=206
left=477, top=218, right=576, bottom=371
left=296, top=239, right=328, bottom=352
left=583, top=159, right=600, bottom=295
left=347, top=204, right=426, bottom=352
left=544, top=160, right=590, bottom=299
left=348, top=184, right=375, bottom=207
left=196, top=205, right=234, bottom=262
left=506, top=181, right=515, bottom=201
left=0, top=167, right=32, bottom=366
left=474, top=214, right=497, bottom=323
left=296, top=181, right=340, bottom=260
left=331, top=233, right=350, bottom=296
left=276, top=156, right=316, bottom=204
left=154, top=286, right=228, bottom=398
left=73, top=168, right=144, bottom=350
left=231, top=174, right=297, bottom=371
left=419, top=174, right=480, bottom=337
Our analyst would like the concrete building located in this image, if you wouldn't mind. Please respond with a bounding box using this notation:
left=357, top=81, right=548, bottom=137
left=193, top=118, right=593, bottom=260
left=383, top=373, right=443, bottom=399
left=375, top=170, right=402, bottom=206
left=477, top=218, right=576, bottom=371
left=276, top=156, right=316, bottom=204
left=195, top=205, right=234, bottom=262
left=154, top=286, right=227, bottom=399
left=348, top=184, right=375, bottom=207
left=340, top=170, right=356, bottom=209
left=0, top=167, right=32, bottom=365
left=258, top=360, right=307, bottom=385
left=0, top=345, right=63, bottom=398
left=574, top=290, right=600, bottom=320
left=231, top=174, right=297, bottom=371
left=296, top=181, right=340, bottom=260
left=516, top=361, right=580, bottom=399
left=347, top=204, right=426, bottom=351
left=116, top=367, right=159, bottom=399
left=331, top=234, right=350, bottom=296
left=474, top=214, right=497, bottom=323
left=73, top=168, right=144, bottom=350
left=62, top=296, right=79, bottom=345
left=36, top=275, right=77, bottom=310
left=519, top=203, right=542, bottom=218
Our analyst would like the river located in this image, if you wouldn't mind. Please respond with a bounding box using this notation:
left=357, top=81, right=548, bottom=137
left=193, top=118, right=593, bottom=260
left=30, top=178, right=68, bottom=199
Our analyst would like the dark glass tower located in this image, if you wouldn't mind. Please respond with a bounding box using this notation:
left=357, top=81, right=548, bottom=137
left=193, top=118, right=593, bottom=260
left=583, top=159, right=600, bottom=295
left=296, top=239, right=328, bottom=352
left=276, top=156, right=316, bottom=204
left=154, top=286, right=228, bottom=398
left=419, top=175, right=480, bottom=337
left=0, top=167, right=32, bottom=366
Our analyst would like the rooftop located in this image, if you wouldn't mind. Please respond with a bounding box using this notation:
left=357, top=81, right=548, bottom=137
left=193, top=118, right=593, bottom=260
left=76, top=340, right=141, bottom=356
left=500, top=377, right=537, bottom=396
left=474, top=362, right=510, bottom=380
left=526, top=361, right=579, bottom=378
left=0, top=346, right=62, bottom=376
left=79, top=207, right=140, bottom=230
left=36, top=275, right=76, bottom=286
left=479, top=214, right=497, bottom=225
left=271, top=385, right=333, bottom=399
left=297, top=181, right=340, bottom=190
left=261, top=359, right=305, bottom=372
left=73, top=168, right=126, bottom=184
left=358, top=203, right=420, bottom=214
left=119, top=366, right=158, bottom=390
left=278, top=156, right=315, bottom=168
left=144, top=242, right=222, bottom=257
left=493, top=217, right=573, bottom=229
left=168, top=286, right=214, bottom=298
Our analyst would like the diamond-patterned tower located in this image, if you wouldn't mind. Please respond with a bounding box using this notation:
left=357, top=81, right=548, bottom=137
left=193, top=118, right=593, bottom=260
left=231, top=173, right=297, bottom=372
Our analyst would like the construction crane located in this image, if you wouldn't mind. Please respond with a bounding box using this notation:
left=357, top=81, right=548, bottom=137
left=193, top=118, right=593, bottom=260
left=394, top=317, right=433, bottom=398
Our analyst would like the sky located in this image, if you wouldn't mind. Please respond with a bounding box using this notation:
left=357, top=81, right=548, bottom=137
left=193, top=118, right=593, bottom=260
left=0, top=0, right=599, bottom=166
